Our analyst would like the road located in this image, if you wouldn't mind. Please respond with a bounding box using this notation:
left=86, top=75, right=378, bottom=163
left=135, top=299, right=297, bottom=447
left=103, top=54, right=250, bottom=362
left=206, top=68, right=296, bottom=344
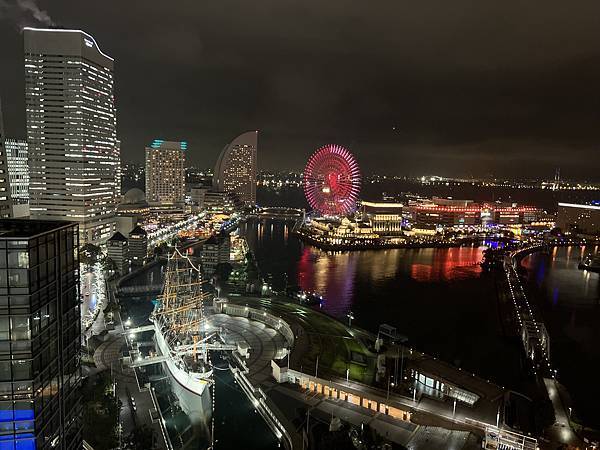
left=81, top=263, right=108, bottom=341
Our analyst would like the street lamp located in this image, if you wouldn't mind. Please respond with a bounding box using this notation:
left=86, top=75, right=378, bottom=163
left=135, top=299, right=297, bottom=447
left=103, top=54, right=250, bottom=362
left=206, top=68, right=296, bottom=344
left=347, top=311, right=354, bottom=327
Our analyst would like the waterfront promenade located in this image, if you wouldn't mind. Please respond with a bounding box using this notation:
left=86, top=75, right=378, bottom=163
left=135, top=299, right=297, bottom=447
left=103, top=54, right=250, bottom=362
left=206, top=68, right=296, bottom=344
left=224, top=295, right=538, bottom=449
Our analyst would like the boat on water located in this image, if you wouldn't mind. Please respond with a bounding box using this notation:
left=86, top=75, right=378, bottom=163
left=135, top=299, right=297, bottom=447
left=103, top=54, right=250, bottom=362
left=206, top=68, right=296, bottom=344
left=579, top=252, right=600, bottom=273
left=286, top=287, right=324, bottom=305
left=150, top=248, right=213, bottom=422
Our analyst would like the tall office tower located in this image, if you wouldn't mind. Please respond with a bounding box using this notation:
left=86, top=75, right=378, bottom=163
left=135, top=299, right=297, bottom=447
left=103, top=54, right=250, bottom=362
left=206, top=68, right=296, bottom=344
left=213, top=131, right=258, bottom=206
left=5, top=139, right=30, bottom=216
left=0, top=220, right=81, bottom=450
left=145, top=140, right=186, bottom=206
left=24, top=28, right=120, bottom=244
left=0, top=99, right=13, bottom=218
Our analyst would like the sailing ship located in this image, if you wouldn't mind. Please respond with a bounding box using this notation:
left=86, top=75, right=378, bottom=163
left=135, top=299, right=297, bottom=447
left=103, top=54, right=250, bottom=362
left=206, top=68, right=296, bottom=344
left=150, top=248, right=213, bottom=419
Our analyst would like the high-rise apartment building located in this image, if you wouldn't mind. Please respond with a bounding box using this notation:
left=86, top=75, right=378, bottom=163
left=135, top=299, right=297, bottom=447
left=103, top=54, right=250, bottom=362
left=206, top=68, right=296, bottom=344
left=5, top=139, right=30, bottom=216
left=0, top=99, right=13, bottom=218
left=0, top=219, right=81, bottom=449
left=213, top=131, right=257, bottom=206
left=145, top=140, right=186, bottom=206
left=24, top=28, right=120, bottom=244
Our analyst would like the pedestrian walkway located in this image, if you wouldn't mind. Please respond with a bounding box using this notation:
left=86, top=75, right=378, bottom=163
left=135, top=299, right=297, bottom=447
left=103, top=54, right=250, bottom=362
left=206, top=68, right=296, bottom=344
left=543, top=377, right=582, bottom=447
left=93, top=335, right=124, bottom=371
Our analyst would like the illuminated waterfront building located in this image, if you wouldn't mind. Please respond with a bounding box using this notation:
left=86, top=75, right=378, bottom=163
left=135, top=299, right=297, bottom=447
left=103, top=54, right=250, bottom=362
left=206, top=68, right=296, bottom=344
left=557, top=202, right=600, bottom=235
left=361, top=201, right=404, bottom=235
left=213, top=131, right=258, bottom=206
left=24, top=28, right=120, bottom=244
left=145, top=140, right=186, bottom=208
left=0, top=100, right=13, bottom=218
left=203, top=190, right=238, bottom=213
left=0, top=220, right=82, bottom=449
left=406, top=198, right=542, bottom=228
left=359, top=197, right=542, bottom=234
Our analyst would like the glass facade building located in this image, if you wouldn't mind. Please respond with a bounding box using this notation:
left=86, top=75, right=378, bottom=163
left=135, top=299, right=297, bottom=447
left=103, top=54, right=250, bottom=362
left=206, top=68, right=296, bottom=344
left=0, top=220, right=81, bottom=449
left=213, top=131, right=258, bottom=207
left=24, top=28, right=120, bottom=244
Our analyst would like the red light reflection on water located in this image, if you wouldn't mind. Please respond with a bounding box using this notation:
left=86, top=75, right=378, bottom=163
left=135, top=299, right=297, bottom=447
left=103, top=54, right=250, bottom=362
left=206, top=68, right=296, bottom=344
left=410, top=247, right=484, bottom=282
left=295, top=245, right=485, bottom=317
left=297, top=246, right=316, bottom=292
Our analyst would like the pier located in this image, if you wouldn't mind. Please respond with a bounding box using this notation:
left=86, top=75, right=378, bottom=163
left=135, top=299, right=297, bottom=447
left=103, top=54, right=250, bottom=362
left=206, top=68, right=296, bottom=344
left=504, top=246, right=551, bottom=369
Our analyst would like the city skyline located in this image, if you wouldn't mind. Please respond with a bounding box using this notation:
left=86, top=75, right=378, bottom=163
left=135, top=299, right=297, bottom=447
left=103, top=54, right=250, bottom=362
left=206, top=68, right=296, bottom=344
left=1, top=2, right=600, bottom=180
left=0, top=5, right=598, bottom=449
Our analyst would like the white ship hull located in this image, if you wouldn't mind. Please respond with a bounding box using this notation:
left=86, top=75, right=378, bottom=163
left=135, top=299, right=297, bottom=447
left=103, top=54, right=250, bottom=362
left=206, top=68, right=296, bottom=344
left=154, top=323, right=210, bottom=396
left=153, top=321, right=212, bottom=424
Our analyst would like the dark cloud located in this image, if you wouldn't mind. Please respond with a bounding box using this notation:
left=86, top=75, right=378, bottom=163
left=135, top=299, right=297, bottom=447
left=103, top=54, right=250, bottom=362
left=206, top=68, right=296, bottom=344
left=1, top=0, right=599, bottom=180
left=0, top=0, right=54, bottom=28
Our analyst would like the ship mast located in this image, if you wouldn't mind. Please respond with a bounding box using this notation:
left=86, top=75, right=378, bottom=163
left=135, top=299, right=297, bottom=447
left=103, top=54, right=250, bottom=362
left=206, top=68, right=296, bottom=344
left=152, top=247, right=211, bottom=358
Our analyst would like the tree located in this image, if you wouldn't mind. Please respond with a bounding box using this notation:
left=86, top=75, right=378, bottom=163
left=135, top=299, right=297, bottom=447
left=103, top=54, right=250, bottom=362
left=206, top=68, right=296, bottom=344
left=153, top=242, right=168, bottom=257
left=102, top=257, right=119, bottom=274
left=124, top=424, right=156, bottom=450
left=80, top=243, right=102, bottom=265
left=81, top=373, right=121, bottom=450
left=214, top=262, right=233, bottom=283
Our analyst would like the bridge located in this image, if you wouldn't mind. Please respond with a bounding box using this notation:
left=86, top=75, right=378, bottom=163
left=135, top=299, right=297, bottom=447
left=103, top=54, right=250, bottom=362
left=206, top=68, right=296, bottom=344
left=125, top=324, right=155, bottom=334
left=254, top=207, right=304, bottom=220
left=130, top=355, right=170, bottom=368
left=116, top=284, right=163, bottom=296
left=129, top=343, right=240, bottom=368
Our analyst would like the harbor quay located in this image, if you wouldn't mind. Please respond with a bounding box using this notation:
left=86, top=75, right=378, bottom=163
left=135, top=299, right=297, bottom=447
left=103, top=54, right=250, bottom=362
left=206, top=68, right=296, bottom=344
left=218, top=295, right=539, bottom=450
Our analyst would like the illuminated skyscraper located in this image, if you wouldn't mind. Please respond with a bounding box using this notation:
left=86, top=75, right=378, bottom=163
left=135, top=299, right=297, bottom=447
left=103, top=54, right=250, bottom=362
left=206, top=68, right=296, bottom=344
left=0, top=99, right=13, bottom=218
left=24, top=28, right=120, bottom=244
left=213, top=131, right=257, bottom=206
left=145, top=140, right=186, bottom=207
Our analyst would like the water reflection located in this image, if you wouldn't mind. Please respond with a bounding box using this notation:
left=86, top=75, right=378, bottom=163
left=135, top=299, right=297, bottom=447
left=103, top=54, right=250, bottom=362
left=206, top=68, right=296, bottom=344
left=522, top=245, right=600, bottom=307
left=242, top=218, right=522, bottom=391
left=293, top=245, right=485, bottom=317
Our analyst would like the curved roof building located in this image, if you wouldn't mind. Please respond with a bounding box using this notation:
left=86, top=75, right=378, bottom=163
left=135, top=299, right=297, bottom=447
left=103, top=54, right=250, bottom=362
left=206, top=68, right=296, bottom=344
left=213, top=131, right=257, bottom=206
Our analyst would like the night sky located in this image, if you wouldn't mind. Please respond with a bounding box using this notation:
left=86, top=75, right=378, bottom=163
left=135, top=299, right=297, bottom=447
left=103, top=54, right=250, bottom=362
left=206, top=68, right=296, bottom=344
left=1, top=1, right=600, bottom=179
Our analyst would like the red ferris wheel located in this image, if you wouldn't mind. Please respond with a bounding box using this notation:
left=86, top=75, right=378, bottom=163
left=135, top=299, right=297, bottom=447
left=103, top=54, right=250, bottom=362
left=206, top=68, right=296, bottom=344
left=303, top=144, right=361, bottom=216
